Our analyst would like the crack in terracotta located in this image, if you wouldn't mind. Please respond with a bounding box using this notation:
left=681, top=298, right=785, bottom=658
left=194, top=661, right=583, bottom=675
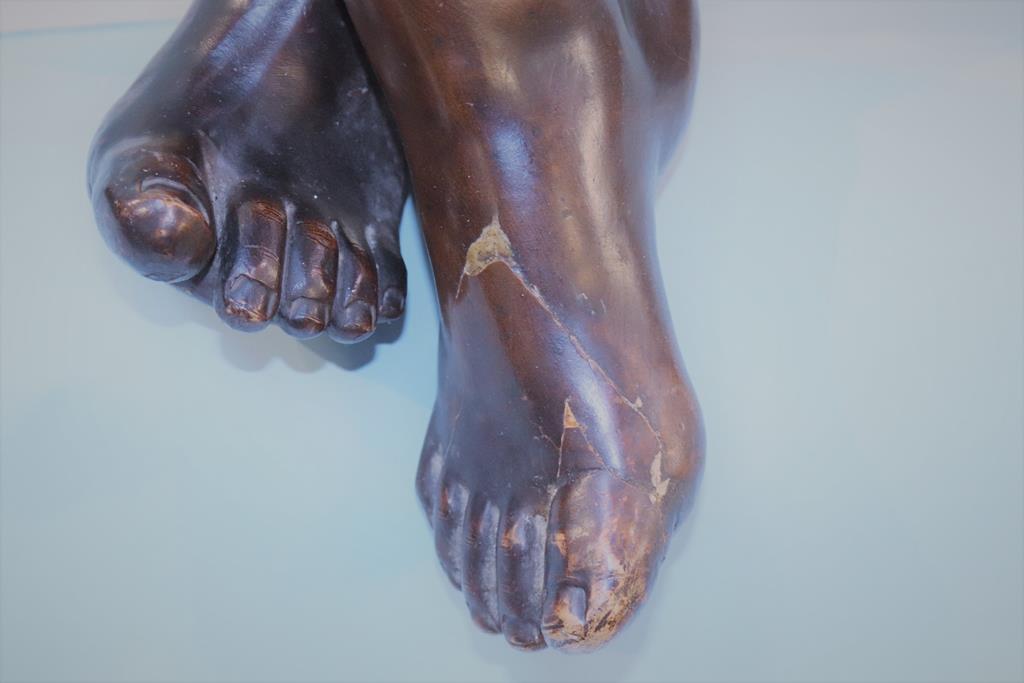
left=458, top=214, right=671, bottom=499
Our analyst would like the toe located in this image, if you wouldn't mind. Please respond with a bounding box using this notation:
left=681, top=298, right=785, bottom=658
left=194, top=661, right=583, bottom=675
left=328, top=225, right=378, bottom=343
left=461, top=496, right=501, bottom=633
left=416, top=417, right=446, bottom=522
left=366, top=224, right=407, bottom=321
left=216, top=198, right=286, bottom=331
left=279, top=217, right=338, bottom=338
left=92, top=146, right=214, bottom=282
left=541, top=471, right=668, bottom=653
left=497, top=503, right=547, bottom=650
left=433, top=476, right=469, bottom=588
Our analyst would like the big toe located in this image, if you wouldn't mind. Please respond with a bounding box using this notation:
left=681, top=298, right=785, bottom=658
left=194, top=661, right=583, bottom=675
left=541, top=470, right=669, bottom=653
left=216, top=196, right=286, bottom=331
left=91, top=146, right=214, bottom=283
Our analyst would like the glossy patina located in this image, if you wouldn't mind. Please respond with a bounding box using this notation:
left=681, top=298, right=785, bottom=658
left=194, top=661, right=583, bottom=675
left=346, top=0, right=704, bottom=651
left=89, top=0, right=408, bottom=342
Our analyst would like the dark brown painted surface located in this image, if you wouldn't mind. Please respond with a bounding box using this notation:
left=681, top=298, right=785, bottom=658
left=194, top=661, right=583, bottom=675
left=346, top=0, right=704, bottom=651
left=88, top=0, right=408, bottom=343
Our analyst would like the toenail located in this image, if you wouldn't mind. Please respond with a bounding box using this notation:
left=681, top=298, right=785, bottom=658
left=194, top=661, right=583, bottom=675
left=340, top=300, right=376, bottom=337
left=283, top=298, right=327, bottom=334
left=545, top=584, right=588, bottom=643
left=380, top=287, right=405, bottom=319
left=224, top=276, right=272, bottom=321
left=138, top=177, right=206, bottom=217
left=501, top=616, right=544, bottom=650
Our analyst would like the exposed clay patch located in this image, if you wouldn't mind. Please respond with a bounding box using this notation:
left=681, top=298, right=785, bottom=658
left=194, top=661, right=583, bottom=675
left=463, top=213, right=513, bottom=276
left=649, top=450, right=670, bottom=502
left=562, top=400, right=580, bottom=429
left=555, top=398, right=608, bottom=481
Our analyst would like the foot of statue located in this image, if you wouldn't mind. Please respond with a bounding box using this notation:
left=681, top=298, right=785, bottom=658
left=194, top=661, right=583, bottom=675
left=347, top=0, right=704, bottom=651
left=88, top=0, right=407, bottom=342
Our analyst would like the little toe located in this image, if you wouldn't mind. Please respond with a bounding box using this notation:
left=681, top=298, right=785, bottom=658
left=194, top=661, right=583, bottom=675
left=327, top=225, right=378, bottom=343
left=433, top=476, right=469, bottom=588
left=497, top=504, right=548, bottom=650
left=217, top=198, right=286, bottom=331
left=279, top=217, right=338, bottom=338
left=461, top=496, right=501, bottom=633
left=366, top=227, right=407, bottom=321
left=416, top=420, right=446, bottom=521
left=92, top=146, right=214, bottom=282
left=541, top=471, right=668, bottom=653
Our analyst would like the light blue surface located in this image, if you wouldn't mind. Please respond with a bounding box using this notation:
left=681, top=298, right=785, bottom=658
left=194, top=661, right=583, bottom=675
left=1, top=2, right=1022, bottom=681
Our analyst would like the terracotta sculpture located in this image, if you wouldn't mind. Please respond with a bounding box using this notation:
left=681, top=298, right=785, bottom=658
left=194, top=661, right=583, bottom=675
left=89, top=0, right=703, bottom=652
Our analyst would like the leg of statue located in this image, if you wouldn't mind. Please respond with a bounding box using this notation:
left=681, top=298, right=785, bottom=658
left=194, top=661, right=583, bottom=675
left=88, top=0, right=408, bottom=342
left=345, top=0, right=704, bottom=652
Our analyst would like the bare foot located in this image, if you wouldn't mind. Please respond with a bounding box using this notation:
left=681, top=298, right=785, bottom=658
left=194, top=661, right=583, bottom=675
left=88, top=0, right=407, bottom=342
left=347, top=0, right=703, bottom=650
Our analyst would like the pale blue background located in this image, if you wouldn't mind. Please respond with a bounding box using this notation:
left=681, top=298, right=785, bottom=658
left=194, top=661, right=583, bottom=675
left=1, top=2, right=1022, bottom=681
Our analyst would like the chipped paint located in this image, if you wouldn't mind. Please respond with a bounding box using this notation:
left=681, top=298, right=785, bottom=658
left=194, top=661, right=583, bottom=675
left=555, top=398, right=609, bottom=482
left=562, top=400, right=580, bottom=429
left=463, top=213, right=512, bottom=276
left=649, top=450, right=670, bottom=502
left=556, top=399, right=579, bottom=480
left=458, top=211, right=671, bottom=499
